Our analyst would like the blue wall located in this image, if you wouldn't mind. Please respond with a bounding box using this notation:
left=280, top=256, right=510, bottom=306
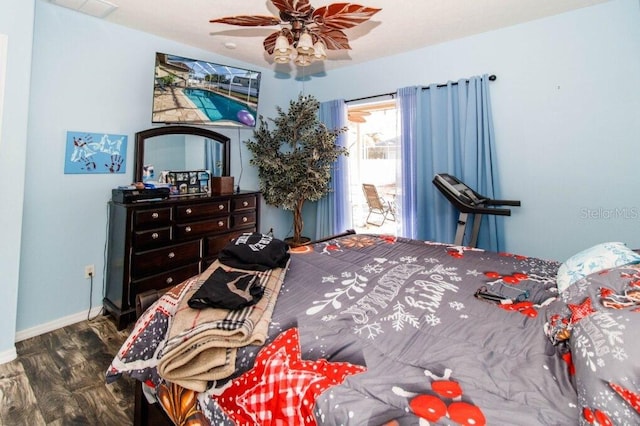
left=14, top=1, right=295, bottom=336
left=306, top=0, right=640, bottom=261
left=0, top=0, right=639, bottom=358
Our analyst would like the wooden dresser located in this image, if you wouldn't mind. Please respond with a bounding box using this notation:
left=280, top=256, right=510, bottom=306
left=104, top=191, right=260, bottom=329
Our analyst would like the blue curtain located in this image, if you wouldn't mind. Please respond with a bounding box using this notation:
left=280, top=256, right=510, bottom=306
left=316, top=99, right=350, bottom=238
left=397, top=87, right=420, bottom=239
left=397, top=75, right=503, bottom=250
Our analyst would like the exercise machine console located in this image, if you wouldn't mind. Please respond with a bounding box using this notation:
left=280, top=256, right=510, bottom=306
left=432, top=173, right=520, bottom=247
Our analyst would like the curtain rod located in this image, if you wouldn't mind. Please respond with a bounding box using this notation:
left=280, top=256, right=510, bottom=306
left=346, top=74, right=497, bottom=104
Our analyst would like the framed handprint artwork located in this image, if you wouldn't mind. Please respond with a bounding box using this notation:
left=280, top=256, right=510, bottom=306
left=64, top=131, right=127, bottom=174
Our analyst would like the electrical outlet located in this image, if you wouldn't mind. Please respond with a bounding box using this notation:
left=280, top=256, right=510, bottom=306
left=84, top=264, right=95, bottom=279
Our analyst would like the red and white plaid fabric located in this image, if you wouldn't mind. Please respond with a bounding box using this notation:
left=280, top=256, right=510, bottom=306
left=214, top=327, right=366, bottom=425
left=568, top=297, right=596, bottom=324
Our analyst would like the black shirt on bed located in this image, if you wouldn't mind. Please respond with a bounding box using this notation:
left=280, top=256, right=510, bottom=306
left=218, top=232, right=290, bottom=271
left=187, top=267, right=263, bottom=310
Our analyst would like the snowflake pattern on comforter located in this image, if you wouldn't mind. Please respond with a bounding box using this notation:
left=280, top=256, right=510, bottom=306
left=108, top=234, right=580, bottom=425
left=545, top=264, right=640, bottom=426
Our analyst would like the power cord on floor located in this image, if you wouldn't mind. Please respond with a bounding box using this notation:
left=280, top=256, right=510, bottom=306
left=87, top=271, right=95, bottom=321
left=87, top=270, right=105, bottom=321
left=88, top=202, right=111, bottom=322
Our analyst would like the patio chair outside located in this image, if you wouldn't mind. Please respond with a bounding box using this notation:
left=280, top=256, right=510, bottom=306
left=362, top=183, right=396, bottom=226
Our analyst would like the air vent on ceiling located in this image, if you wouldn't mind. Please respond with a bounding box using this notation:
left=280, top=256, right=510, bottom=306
left=49, top=0, right=118, bottom=19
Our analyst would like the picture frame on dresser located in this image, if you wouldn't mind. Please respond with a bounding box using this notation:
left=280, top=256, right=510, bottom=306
left=165, top=170, right=211, bottom=196
left=104, top=126, right=259, bottom=329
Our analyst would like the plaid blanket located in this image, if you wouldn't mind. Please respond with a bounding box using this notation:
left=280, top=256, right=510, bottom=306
left=157, top=259, right=288, bottom=392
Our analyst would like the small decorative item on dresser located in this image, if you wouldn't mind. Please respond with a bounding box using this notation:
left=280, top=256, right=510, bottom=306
left=212, top=176, right=234, bottom=195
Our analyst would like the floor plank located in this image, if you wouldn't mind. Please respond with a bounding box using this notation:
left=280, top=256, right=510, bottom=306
left=0, top=315, right=134, bottom=425
left=0, top=360, right=46, bottom=425
left=73, top=383, right=133, bottom=425
left=19, top=351, right=85, bottom=423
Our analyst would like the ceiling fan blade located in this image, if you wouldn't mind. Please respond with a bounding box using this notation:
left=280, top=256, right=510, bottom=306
left=271, top=0, right=313, bottom=18
left=209, top=15, right=281, bottom=27
left=315, top=28, right=350, bottom=50
left=313, top=3, right=381, bottom=30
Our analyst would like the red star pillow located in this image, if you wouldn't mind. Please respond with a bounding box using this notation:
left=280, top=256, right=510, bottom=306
left=568, top=297, right=596, bottom=324
left=213, top=327, right=366, bottom=425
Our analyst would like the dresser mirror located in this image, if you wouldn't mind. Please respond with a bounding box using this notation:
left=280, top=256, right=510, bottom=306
left=133, top=125, right=230, bottom=183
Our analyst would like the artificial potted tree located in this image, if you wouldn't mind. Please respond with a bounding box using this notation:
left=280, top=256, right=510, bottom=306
left=246, top=94, right=348, bottom=246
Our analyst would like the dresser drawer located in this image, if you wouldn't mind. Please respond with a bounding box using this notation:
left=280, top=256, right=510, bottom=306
left=233, top=196, right=256, bottom=211
left=176, top=218, right=230, bottom=239
left=132, top=240, right=201, bottom=279
left=233, top=211, right=256, bottom=227
left=204, top=230, right=247, bottom=258
left=134, top=207, right=172, bottom=227
left=176, top=201, right=230, bottom=220
left=105, top=192, right=261, bottom=330
left=134, top=226, right=172, bottom=248
left=132, top=262, right=200, bottom=300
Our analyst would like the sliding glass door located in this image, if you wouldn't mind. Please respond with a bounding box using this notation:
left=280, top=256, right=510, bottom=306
left=346, top=101, right=400, bottom=234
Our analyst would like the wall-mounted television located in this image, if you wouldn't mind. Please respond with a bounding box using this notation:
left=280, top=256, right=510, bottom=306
left=152, top=52, right=261, bottom=128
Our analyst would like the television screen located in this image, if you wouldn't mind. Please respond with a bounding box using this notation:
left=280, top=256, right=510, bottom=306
left=152, top=52, right=261, bottom=127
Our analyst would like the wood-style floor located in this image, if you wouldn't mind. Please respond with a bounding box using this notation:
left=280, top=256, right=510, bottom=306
left=0, top=314, right=135, bottom=425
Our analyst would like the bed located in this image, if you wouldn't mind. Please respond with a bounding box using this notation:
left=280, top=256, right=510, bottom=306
left=106, top=233, right=640, bottom=425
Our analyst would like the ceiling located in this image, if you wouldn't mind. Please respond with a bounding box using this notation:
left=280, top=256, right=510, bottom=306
left=50, top=0, right=609, bottom=74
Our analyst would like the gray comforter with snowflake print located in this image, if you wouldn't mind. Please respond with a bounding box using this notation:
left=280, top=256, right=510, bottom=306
left=544, top=264, right=640, bottom=426
left=289, top=235, right=577, bottom=425
left=108, top=234, right=582, bottom=425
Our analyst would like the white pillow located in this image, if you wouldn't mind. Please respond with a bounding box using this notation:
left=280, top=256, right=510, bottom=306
left=556, top=242, right=640, bottom=293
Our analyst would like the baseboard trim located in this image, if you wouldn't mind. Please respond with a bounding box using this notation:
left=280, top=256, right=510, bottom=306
left=15, top=306, right=104, bottom=342
left=0, top=347, right=17, bottom=364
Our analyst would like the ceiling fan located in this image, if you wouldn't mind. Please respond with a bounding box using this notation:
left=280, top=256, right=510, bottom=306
left=210, top=0, right=381, bottom=67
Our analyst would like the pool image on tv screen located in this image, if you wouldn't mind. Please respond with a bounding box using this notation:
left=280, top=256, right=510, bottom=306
left=152, top=52, right=261, bottom=128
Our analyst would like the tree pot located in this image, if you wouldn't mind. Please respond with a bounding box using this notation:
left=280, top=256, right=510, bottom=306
left=284, top=236, right=311, bottom=248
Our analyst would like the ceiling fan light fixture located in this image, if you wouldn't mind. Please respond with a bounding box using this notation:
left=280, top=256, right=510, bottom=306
left=274, top=52, right=292, bottom=64
left=294, top=52, right=313, bottom=67
left=312, top=41, right=327, bottom=60
left=274, top=34, right=292, bottom=54
left=296, top=31, right=314, bottom=55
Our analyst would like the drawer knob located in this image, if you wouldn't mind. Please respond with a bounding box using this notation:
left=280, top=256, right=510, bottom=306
left=152, top=232, right=159, bottom=239
left=152, top=212, right=159, bottom=219
left=218, top=204, right=224, bottom=210
left=168, top=252, right=175, bottom=259
left=185, top=226, right=192, bottom=233
left=242, top=216, right=248, bottom=223
left=186, top=208, right=192, bottom=215
left=218, top=220, right=224, bottom=227
left=242, top=201, right=249, bottom=207
left=166, top=277, right=174, bottom=285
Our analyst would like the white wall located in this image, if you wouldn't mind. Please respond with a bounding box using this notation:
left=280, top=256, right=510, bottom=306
left=307, top=0, right=640, bottom=261
left=0, top=0, right=34, bottom=362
